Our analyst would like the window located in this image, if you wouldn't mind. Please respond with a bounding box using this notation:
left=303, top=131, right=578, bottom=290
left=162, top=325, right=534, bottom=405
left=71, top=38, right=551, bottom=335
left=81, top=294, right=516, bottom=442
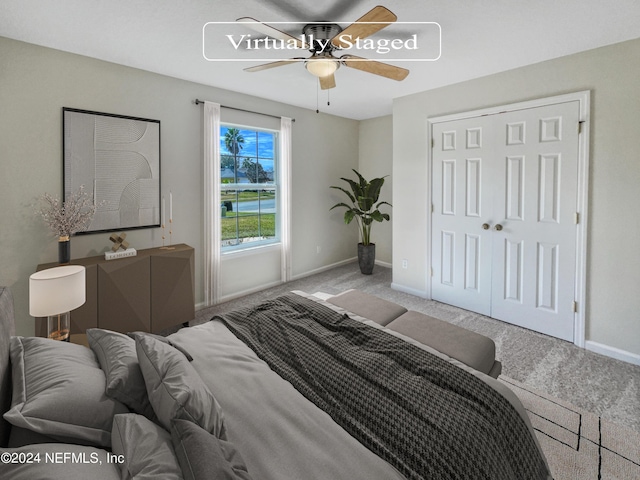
left=220, top=124, right=279, bottom=250
left=203, top=101, right=291, bottom=304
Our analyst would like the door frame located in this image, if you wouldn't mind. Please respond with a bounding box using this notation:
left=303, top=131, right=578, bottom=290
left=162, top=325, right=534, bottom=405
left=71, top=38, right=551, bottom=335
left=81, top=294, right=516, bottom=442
left=425, top=91, right=590, bottom=347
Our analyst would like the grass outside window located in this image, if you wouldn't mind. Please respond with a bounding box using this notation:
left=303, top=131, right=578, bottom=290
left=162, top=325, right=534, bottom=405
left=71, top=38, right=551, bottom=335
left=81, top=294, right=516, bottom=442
left=221, top=212, right=276, bottom=241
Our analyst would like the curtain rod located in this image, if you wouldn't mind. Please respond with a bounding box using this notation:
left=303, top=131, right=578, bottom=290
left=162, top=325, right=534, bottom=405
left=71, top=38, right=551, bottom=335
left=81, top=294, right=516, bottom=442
left=194, top=99, right=295, bottom=122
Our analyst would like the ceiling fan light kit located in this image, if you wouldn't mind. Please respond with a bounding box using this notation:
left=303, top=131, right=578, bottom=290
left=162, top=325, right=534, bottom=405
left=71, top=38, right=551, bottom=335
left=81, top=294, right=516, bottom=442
left=237, top=5, right=410, bottom=91
left=305, top=56, right=339, bottom=78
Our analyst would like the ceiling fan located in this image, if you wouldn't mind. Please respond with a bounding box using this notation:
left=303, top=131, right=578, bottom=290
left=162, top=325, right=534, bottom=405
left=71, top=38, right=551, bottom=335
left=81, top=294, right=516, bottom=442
left=236, top=5, right=410, bottom=90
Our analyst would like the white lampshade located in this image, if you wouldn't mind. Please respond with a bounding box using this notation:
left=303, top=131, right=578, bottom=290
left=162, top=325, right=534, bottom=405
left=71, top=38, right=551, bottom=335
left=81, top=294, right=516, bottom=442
left=305, top=58, right=338, bottom=78
left=29, top=265, right=86, bottom=317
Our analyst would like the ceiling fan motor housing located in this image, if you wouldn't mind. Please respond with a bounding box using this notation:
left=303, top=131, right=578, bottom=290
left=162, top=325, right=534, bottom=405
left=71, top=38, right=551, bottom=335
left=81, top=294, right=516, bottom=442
left=240, top=6, right=408, bottom=88
left=302, top=23, right=342, bottom=53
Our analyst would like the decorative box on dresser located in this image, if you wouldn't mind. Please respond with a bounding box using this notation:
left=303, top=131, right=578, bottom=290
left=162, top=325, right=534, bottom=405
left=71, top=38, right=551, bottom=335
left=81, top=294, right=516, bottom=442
left=35, top=244, right=195, bottom=336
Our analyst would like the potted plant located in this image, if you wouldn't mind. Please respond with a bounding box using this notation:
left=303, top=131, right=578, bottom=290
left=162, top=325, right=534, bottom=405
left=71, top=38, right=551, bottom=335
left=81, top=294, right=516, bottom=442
left=330, top=169, right=391, bottom=274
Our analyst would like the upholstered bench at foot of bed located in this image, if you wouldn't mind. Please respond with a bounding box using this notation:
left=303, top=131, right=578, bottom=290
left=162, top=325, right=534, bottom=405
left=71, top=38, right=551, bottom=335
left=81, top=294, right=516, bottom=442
left=326, top=289, right=408, bottom=326
left=386, top=312, right=502, bottom=378
left=325, top=289, right=502, bottom=379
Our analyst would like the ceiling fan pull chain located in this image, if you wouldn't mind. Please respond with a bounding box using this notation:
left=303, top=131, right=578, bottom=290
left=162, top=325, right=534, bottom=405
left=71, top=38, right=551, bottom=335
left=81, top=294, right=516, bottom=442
left=316, top=79, right=320, bottom=113
left=327, top=88, right=330, bottom=107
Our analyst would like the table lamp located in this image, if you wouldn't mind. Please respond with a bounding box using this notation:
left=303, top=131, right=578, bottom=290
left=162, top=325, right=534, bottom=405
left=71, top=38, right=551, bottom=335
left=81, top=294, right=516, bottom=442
left=29, top=265, right=86, bottom=341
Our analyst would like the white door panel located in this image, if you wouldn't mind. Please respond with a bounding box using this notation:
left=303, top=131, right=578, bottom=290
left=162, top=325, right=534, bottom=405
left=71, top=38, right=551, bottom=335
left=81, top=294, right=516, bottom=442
left=432, top=117, right=494, bottom=316
left=431, top=101, right=580, bottom=341
left=490, top=102, right=579, bottom=341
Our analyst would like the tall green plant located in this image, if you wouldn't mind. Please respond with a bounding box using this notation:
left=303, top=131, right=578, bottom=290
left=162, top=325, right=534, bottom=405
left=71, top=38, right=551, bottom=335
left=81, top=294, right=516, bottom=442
left=330, top=169, right=391, bottom=245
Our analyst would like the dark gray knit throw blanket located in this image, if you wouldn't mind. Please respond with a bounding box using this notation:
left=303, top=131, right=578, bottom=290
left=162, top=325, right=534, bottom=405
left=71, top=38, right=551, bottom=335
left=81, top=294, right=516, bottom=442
left=215, top=293, right=550, bottom=480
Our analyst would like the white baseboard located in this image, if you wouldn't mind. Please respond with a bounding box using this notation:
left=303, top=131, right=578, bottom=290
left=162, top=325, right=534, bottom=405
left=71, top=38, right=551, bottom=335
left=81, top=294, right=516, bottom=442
left=375, top=259, right=392, bottom=269
left=196, top=280, right=284, bottom=309
left=585, top=341, right=640, bottom=366
left=290, top=257, right=357, bottom=281
left=195, top=258, right=400, bottom=309
left=390, top=282, right=429, bottom=299
left=218, top=279, right=285, bottom=304
left=196, top=258, right=359, bottom=310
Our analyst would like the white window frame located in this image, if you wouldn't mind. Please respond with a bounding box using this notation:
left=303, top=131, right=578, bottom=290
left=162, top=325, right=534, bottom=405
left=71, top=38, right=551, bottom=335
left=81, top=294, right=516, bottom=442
left=220, top=123, right=280, bottom=253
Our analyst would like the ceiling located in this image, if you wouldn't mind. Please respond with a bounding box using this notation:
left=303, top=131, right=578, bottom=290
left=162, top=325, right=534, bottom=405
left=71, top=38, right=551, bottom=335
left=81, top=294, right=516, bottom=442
left=1, top=0, right=639, bottom=120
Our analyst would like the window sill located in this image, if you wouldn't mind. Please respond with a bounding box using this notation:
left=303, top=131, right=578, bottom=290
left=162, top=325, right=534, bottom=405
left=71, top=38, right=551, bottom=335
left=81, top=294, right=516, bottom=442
left=221, top=242, right=281, bottom=258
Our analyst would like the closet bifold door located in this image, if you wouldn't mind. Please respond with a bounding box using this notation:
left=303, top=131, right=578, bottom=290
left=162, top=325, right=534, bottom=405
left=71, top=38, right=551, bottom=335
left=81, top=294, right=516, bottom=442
left=431, top=115, right=495, bottom=317
left=489, top=102, right=579, bottom=342
left=431, top=100, right=580, bottom=342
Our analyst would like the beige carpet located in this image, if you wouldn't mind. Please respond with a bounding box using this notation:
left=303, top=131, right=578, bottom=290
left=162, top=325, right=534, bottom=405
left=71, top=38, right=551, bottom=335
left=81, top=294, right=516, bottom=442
left=501, top=376, right=640, bottom=480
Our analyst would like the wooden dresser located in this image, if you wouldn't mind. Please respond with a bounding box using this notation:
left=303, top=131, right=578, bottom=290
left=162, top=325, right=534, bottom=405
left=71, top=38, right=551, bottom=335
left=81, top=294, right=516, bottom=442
left=35, top=244, right=195, bottom=336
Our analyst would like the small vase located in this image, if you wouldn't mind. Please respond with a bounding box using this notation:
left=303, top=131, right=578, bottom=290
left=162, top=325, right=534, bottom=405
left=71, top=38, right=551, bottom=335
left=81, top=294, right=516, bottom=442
left=58, top=235, right=71, bottom=264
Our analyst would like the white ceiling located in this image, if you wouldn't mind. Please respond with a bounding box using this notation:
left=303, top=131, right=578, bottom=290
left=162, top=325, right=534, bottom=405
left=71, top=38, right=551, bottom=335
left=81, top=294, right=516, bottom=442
left=1, top=0, right=639, bottom=120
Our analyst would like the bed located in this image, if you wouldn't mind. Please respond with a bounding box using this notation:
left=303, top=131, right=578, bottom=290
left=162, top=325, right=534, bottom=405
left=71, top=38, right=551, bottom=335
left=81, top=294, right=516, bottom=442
left=0, top=285, right=552, bottom=479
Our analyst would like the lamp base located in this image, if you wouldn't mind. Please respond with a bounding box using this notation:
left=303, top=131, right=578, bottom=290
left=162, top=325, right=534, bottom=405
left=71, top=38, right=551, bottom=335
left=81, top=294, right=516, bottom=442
left=47, top=312, right=70, bottom=342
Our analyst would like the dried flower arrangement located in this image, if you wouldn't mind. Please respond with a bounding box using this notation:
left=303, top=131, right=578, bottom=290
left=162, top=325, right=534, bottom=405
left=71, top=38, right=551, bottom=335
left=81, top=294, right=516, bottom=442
left=35, top=185, right=98, bottom=239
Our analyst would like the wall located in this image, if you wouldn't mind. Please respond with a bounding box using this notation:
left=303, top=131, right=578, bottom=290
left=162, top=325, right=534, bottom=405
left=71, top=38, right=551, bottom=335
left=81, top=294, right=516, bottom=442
left=358, top=115, right=393, bottom=265
left=0, top=36, right=359, bottom=337
left=392, top=37, right=640, bottom=358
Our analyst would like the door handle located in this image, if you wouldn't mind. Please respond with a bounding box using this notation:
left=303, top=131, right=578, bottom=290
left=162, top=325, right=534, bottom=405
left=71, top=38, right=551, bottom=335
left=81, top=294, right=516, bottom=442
left=494, top=224, right=503, bottom=231
left=482, top=223, right=490, bottom=230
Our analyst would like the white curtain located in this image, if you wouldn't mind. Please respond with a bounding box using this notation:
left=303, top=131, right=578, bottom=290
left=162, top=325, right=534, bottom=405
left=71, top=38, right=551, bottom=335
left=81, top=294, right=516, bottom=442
left=203, top=102, right=221, bottom=305
left=280, top=117, right=293, bottom=282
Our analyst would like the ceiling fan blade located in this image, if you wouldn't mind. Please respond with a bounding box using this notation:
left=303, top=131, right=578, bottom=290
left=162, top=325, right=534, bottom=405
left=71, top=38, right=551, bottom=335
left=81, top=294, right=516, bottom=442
left=331, top=6, right=397, bottom=48
left=341, top=55, right=409, bottom=81
left=319, top=74, right=336, bottom=90
left=244, top=58, right=305, bottom=73
left=237, top=17, right=309, bottom=49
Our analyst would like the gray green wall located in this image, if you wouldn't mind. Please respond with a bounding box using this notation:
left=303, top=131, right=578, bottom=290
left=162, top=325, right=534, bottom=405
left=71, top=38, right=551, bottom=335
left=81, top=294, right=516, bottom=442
left=0, top=36, right=360, bottom=336
left=358, top=115, right=393, bottom=265
left=4, top=32, right=635, bottom=363
left=392, top=37, right=640, bottom=358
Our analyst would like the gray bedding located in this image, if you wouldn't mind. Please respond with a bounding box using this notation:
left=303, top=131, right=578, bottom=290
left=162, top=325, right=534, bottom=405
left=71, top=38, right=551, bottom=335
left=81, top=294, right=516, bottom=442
left=0, top=286, right=550, bottom=480
left=168, top=291, right=551, bottom=480
left=219, top=293, right=548, bottom=480
left=0, top=287, right=15, bottom=448
left=168, top=308, right=406, bottom=480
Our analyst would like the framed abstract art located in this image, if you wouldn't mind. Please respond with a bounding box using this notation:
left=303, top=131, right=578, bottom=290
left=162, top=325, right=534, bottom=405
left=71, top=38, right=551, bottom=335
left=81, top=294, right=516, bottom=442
left=63, top=108, right=161, bottom=234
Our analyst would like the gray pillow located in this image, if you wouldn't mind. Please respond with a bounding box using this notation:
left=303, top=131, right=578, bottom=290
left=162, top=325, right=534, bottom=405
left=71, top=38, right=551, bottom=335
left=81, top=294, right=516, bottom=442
left=111, top=413, right=183, bottom=480
left=134, top=334, right=225, bottom=438
left=0, top=444, right=120, bottom=480
left=4, top=337, right=129, bottom=447
left=87, top=328, right=156, bottom=420
left=171, top=419, right=252, bottom=480
left=127, top=331, right=193, bottom=361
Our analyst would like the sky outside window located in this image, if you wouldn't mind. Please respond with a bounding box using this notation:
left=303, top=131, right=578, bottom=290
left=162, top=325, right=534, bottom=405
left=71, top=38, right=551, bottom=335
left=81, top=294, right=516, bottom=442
left=220, top=126, right=275, bottom=175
